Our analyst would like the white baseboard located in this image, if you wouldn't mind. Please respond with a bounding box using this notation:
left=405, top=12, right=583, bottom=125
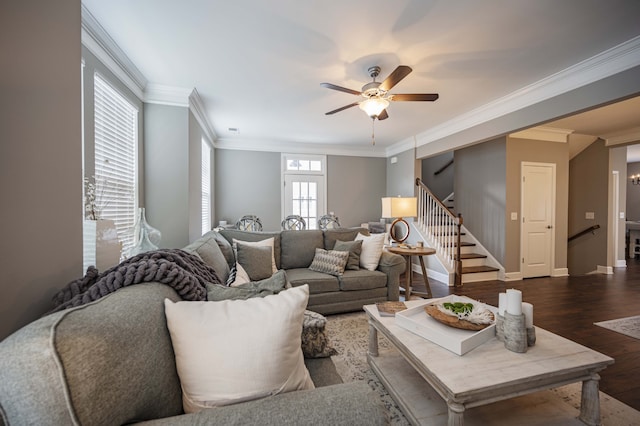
left=615, top=260, right=627, bottom=268
left=552, top=268, right=569, bottom=277
left=412, top=264, right=450, bottom=286
left=504, top=272, right=523, bottom=281
left=597, top=265, right=614, bottom=275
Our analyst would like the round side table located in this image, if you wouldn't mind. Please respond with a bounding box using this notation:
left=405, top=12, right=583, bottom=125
left=386, top=246, right=436, bottom=300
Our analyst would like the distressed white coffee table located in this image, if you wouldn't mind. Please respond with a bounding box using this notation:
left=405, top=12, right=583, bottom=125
left=364, top=301, right=614, bottom=426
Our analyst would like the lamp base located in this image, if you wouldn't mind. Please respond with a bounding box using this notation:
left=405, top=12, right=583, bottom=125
left=390, top=217, right=410, bottom=244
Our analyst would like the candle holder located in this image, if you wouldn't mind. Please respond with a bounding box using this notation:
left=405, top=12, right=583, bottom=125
left=527, top=326, right=536, bottom=346
left=503, top=312, right=527, bottom=353
left=495, top=314, right=505, bottom=342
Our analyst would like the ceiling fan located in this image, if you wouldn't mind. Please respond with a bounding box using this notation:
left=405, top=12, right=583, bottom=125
left=321, top=65, right=439, bottom=121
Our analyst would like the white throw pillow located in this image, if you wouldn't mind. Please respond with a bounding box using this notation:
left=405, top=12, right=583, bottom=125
left=233, top=238, right=278, bottom=273
left=163, top=285, right=314, bottom=413
left=355, top=232, right=386, bottom=271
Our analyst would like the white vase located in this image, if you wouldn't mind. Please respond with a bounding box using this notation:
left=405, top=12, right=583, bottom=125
left=83, top=219, right=122, bottom=272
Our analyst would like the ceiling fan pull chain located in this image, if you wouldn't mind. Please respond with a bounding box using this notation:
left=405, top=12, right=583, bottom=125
left=371, top=118, right=376, bottom=146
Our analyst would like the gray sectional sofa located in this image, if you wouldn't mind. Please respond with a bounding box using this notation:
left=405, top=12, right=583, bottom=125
left=216, top=227, right=405, bottom=314
left=0, top=283, right=387, bottom=425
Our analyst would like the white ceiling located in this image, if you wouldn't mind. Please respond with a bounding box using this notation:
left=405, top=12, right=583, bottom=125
left=81, top=0, right=640, bottom=154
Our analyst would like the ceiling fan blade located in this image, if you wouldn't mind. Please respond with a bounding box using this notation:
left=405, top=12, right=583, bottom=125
left=325, top=102, right=359, bottom=115
left=320, top=82, right=361, bottom=96
left=377, top=109, right=389, bottom=120
left=379, top=65, right=412, bottom=91
left=391, top=93, right=439, bottom=102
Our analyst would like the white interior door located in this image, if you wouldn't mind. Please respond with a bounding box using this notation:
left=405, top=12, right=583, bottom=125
left=284, top=175, right=325, bottom=230
left=521, top=163, right=555, bottom=278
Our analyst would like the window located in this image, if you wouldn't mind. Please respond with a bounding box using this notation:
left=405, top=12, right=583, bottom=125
left=201, top=139, right=212, bottom=234
left=282, top=154, right=326, bottom=230
left=92, top=73, right=139, bottom=254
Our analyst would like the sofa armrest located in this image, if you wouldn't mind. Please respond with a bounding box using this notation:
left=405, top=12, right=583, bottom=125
left=376, top=251, right=405, bottom=301
left=131, top=382, right=388, bottom=426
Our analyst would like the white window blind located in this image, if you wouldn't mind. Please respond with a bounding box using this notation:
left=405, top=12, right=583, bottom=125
left=93, top=73, right=138, bottom=253
left=201, top=139, right=212, bottom=234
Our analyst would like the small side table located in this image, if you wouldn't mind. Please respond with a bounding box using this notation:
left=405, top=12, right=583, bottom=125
left=386, top=246, right=436, bottom=300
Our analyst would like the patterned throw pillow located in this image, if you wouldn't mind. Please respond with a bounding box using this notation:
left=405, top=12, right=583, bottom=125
left=308, top=248, right=349, bottom=276
left=333, top=239, right=363, bottom=271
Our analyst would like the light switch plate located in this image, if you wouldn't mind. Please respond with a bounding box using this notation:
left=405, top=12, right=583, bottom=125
left=511, top=212, right=518, bottom=220
left=586, top=212, right=595, bottom=220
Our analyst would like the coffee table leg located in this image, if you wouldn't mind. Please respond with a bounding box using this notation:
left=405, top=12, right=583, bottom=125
left=447, top=401, right=465, bottom=426
left=368, top=322, right=379, bottom=357
left=579, top=373, right=602, bottom=426
left=405, top=256, right=412, bottom=300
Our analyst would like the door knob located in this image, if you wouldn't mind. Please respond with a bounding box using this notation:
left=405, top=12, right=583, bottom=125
left=547, top=225, right=553, bottom=229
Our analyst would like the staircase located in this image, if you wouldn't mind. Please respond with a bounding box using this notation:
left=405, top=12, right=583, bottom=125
left=416, top=179, right=500, bottom=285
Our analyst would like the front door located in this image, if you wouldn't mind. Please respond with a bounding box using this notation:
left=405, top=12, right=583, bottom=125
left=521, top=162, right=555, bottom=278
left=283, top=175, right=325, bottom=230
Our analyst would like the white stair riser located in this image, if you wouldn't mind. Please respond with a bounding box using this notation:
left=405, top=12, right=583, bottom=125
left=461, top=258, right=486, bottom=267
left=462, top=271, right=499, bottom=283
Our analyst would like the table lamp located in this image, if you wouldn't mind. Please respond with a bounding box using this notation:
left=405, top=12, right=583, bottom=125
left=381, top=196, right=417, bottom=245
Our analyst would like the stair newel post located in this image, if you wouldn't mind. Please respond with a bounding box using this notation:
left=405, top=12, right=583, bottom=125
left=455, top=213, right=463, bottom=287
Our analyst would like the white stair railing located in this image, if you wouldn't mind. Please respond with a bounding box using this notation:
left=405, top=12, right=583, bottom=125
left=416, top=178, right=463, bottom=286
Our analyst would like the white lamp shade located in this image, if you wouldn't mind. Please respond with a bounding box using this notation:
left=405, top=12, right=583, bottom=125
left=381, top=197, right=417, bottom=218
left=359, top=97, right=389, bottom=118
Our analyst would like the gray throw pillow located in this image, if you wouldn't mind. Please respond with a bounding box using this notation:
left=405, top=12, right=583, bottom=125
left=308, top=248, right=349, bottom=277
left=333, top=239, right=363, bottom=271
left=235, top=243, right=273, bottom=281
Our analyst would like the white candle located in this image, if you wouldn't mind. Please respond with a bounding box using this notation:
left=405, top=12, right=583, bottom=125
left=506, top=289, right=522, bottom=315
left=498, top=293, right=507, bottom=316
left=522, top=302, right=534, bottom=328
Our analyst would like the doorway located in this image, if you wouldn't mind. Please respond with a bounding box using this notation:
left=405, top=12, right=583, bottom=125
left=520, top=162, right=556, bottom=278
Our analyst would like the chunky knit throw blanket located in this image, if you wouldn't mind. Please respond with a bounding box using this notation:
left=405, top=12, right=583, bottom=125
left=50, top=249, right=222, bottom=313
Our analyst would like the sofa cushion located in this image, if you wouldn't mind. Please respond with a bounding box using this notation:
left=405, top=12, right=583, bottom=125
left=308, top=248, right=349, bottom=277
left=183, top=233, right=231, bottom=283
left=280, top=230, right=324, bottom=269
left=164, top=285, right=314, bottom=413
left=285, top=268, right=340, bottom=294
left=234, top=241, right=274, bottom=281
left=219, top=229, right=282, bottom=269
left=333, top=239, right=363, bottom=271
left=355, top=232, right=386, bottom=271
left=323, top=227, right=368, bottom=250
left=339, top=269, right=387, bottom=291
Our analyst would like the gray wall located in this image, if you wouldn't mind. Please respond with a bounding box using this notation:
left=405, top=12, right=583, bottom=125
left=455, top=138, right=507, bottom=265
left=505, top=137, right=569, bottom=274
left=387, top=148, right=417, bottom=197
left=627, top=161, right=640, bottom=221
left=215, top=149, right=282, bottom=231
left=421, top=151, right=454, bottom=201
left=0, top=0, right=82, bottom=340
left=214, top=150, right=388, bottom=231
left=144, top=104, right=190, bottom=248
left=568, top=139, right=608, bottom=274
left=327, top=156, right=386, bottom=227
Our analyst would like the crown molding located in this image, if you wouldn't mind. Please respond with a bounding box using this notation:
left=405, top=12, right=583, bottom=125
left=414, top=35, right=640, bottom=149
left=386, top=135, right=417, bottom=157
left=604, top=126, right=640, bottom=146
left=189, top=89, right=217, bottom=143
left=214, top=138, right=387, bottom=157
left=81, top=5, right=146, bottom=100
left=510, top=126, right=574, bottom=143
left=143, top=83, right=191, bottom=107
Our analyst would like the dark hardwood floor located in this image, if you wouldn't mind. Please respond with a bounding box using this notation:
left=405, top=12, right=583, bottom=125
left=404, top=258, right=640, bottom=411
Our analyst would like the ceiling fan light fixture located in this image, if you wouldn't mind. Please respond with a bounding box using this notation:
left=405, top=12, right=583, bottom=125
left=359, top=97, right=389, bottom=118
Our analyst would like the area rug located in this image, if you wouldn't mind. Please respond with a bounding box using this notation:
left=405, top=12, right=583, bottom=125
left=326, top=311, right=640, bottom=426
left=595, top=315, right=640, bottom=340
